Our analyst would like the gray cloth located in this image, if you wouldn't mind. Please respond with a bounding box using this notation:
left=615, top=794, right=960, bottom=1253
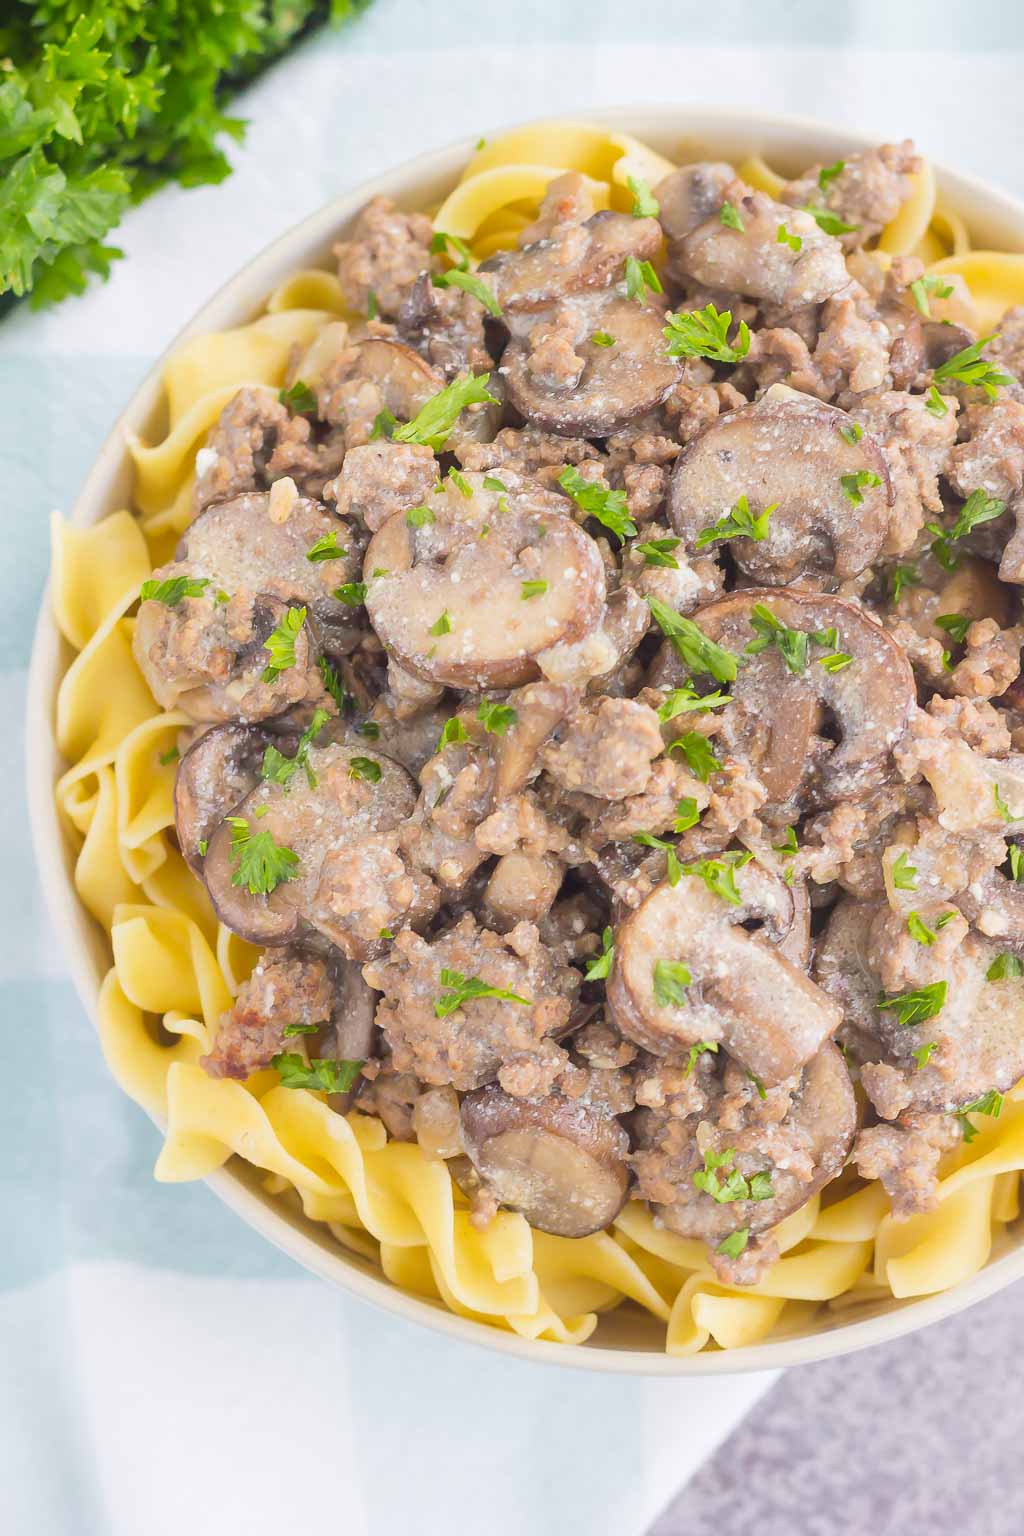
left=650, top=1285, right=1024, bottom=1535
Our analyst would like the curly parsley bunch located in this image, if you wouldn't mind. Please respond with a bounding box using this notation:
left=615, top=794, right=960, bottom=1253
left=0, top=1, right=370, bottom=308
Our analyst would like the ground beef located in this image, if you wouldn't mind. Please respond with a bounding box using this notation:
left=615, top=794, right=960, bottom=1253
left=455, top=424, right=599, bottom=475
left=814, top=292, right=892, bottom=395
left=519, top=171, right=596, bottom=244
left=312, top=832, right=439, bottom=958
left=396, top=273, right=492, bottom=377
left=334, top=195, right=434, bottom=317
left=195, top=387, right=346, bottom=510
left=947, top=399, right=1024, bottom=502
left=202, top=952, right=333, bottom=1079
left=781, top=140, right=921, bottom=247
left=854, top=1113, right=960, bottom=1219
left=541, top=696, right=664, bottom=799
left=850, top=389, right=958, bottom=555
left=326, top=440, right=439, bottom=532
left=362, top=914, right=579, bottom=1092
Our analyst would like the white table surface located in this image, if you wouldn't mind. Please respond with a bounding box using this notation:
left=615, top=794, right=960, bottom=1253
left=4, top=3, right=1023, bottom=1532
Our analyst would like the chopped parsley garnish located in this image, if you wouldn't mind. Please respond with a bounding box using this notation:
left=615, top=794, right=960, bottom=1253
left=716, top=1228, right=750, bottom=1259
left=278, top=379, right=317, bottom=415
left=348, top=756, right=381, bottom=783
left=774, top=826, right=798, bottom=859
left=433, top=969, right=532, bottom=1018
left=891, top=850, right=918, bottom=891
left=477, top=700, right=518, bottom=735
left=840, top=469, right=883, bottom=507
left=910, top=274, right=954, bottom=318
left=933, top=334, right=1013, bottom=399
left=430, top=609, right=453, bottom=635
left=987, top=952, right=1024, bottom=981
left=591, top=330, right=616, bottom=347
left=907, top=911, right=937, bottom=946
left=658, top=683, right=731, bottom=720
left=669, top=731, right=722, bottom=782
left=158, top=746, right=179, bottom=766
left=925, top=385, right=949, bottom=418
left=367, top=289, right=378, bottom=321
left=680, top=850, right=752, bottom=906
left=393, top=372, right=498, bottom=451
left=663, top=302, right=750, bottom=363
left=197, top=839, right=208, bottom=857
left=652, top=959, right=692, bottom=1007
left=633, top=831, right=681, bottom=886
left=430, top=229, right=473, bottom=267
left=227, top=817, right=299, bottom=895
left=521, top=580, right=548, bottom=600
left=955, top=1089, right=1003, bottom=1142
left=282, top=1022, right=319, bottom=1037
left=271, top=1054, right=363, bottom=1094
left=776, top=222, right=802, bottom=252
left=803, top=205, right=858, bottom=236
left=261, top=606, right=306, bottom=684
left=627, top=175, right=660, bottom=218
left=432, top=267, right=502, bottom=318
left=818, top=159, right=845, bottom=191
left=889, top=564, right=920, bottom=602
left=686, top=1040, right=718, bottom=1075
left=318, top=657, right=346, bottom=710
left=584, top=927, right=615, bottom=982
left=994, top=783, right=1014, bottom=822
left=261, top=707, right=330, bottom=790
left=557, top=465, right=637, bottom=541
left=624, top=255, right=662, bottom=305
left=950, top=489, right=1007, bottom=543
left=912, top=1042, right=937, bottom=1069
left=936, top=613, right=970, bottom=646
left=673, top=796, right=702, bottom=832
left=436, top=716, right=470, bottom=752
left=405, top=504, right=435, bottom=528
left=819, top=651, right=853, bottom=673
left=719, top=200, right=744, bottom=231
left=693, top=1147, right=773, bottom=1204
left=1010, top=845, right=1024, bottom=883
left=646, top=596, right=739, bottom=683
left=747, top=1071, right=768, bottom=1101
left=877, top=981, right=947, bottom=1027
left=306, top=530, right=347, bottom=562
left=695, top=493, right=775, bottom=549
left=635, top=536, right=681, bottom=568
left=482, top=475, right=507, bottom=493
left=839, top=421, right=863, bottom=446
left=370, top=408, right=397, bottom=441
left=334, top=581, right=367, bottom=608
left=447, top=468, right=472, bottom=499
left=140, top=574, right=209, bottom=606
left=357, top=721, right=380, bottom=740
left=745, top=603, right=837, bottom=675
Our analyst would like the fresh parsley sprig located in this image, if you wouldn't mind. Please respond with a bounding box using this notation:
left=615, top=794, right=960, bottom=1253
left=557, top=466, right=637, bottom=541
left=393, top=372, right=497, bottom=451
left=227, top=818, right=299, bottom=896
left=433, top=969, right=532, bottom=1018
left=663, top=302, right=750, bottom=363
left=261, top=606, right=306, bottom=684
left=646, top=596, right=740, bottom=683
left=695, top=493, right=775, bottom=548
left=271, top=1054, right=363, bottom=1094
left=933, top=335, right=1014, bottom=399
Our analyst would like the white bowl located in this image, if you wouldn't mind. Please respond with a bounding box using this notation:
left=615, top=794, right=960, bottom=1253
left=28, top=106, right=1024, bottom=1374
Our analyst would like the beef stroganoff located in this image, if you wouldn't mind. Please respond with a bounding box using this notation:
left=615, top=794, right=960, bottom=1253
left=51, top=120, right=1024, bottom=1352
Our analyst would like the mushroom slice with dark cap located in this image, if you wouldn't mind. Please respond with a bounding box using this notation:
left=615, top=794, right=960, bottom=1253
left=318, top=337, right=446, bottom=446
left=460, top=1084, right=631, bottom=1237
left=481, top=209, right=661, bottom=313
left=689, top=588, right=916, bottom=815
left=668, top=398, right=894, bottom=585
left=608, top=857, right=841, bottom=1085
left=200, top=733, right=419, bottom=946
left=362, top=472, right=605, bottom=689
left=174, top=722, right=289, bottom=874
left=502, top=293, right=681, bottom=438
left=655, top=162, right=735, bottom=242
left=631, top=1043, right=856, bottom=1249
left=674, top=182, right=849, bottom=307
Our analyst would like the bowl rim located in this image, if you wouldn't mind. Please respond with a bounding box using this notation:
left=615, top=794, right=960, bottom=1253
left=27, top=102, right=1024, bottom=1376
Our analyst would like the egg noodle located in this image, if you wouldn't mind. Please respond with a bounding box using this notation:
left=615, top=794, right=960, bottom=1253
left=50, top=120, right=1024, bottom=1353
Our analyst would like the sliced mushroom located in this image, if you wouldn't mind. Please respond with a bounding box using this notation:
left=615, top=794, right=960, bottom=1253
left=319, top=338, right=445, bottom=446
left=484, top=851, right=564, bottom=927
left=201, top=734, right=418, bottom=945
left=636, top=1043, right=856, bottom=1246
left=179, top=490, right=361, bottom=634
left=503, top=293, right=681, bottom=438
left=481, top=210, right=661, bottom=313
left=493, top=681, right=577, bottom=799
left=321, top=956, right=378, bottom=1114
left=174, top=723, right=282, bottom=873
left=690, top=588, right=916, bottom=814
left=608, top=859, right=841, bottom=1084
left=674, top=184, right=849, bottom=307
left=460, top=1084, right=630, bottom=1237
left=362, top=473, right=606, bottom=689
left=133, top=588, right=319, bottom=724
left=668, top=399, right=894, bottom=585
left=655, top=162, right=735, bottom=242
